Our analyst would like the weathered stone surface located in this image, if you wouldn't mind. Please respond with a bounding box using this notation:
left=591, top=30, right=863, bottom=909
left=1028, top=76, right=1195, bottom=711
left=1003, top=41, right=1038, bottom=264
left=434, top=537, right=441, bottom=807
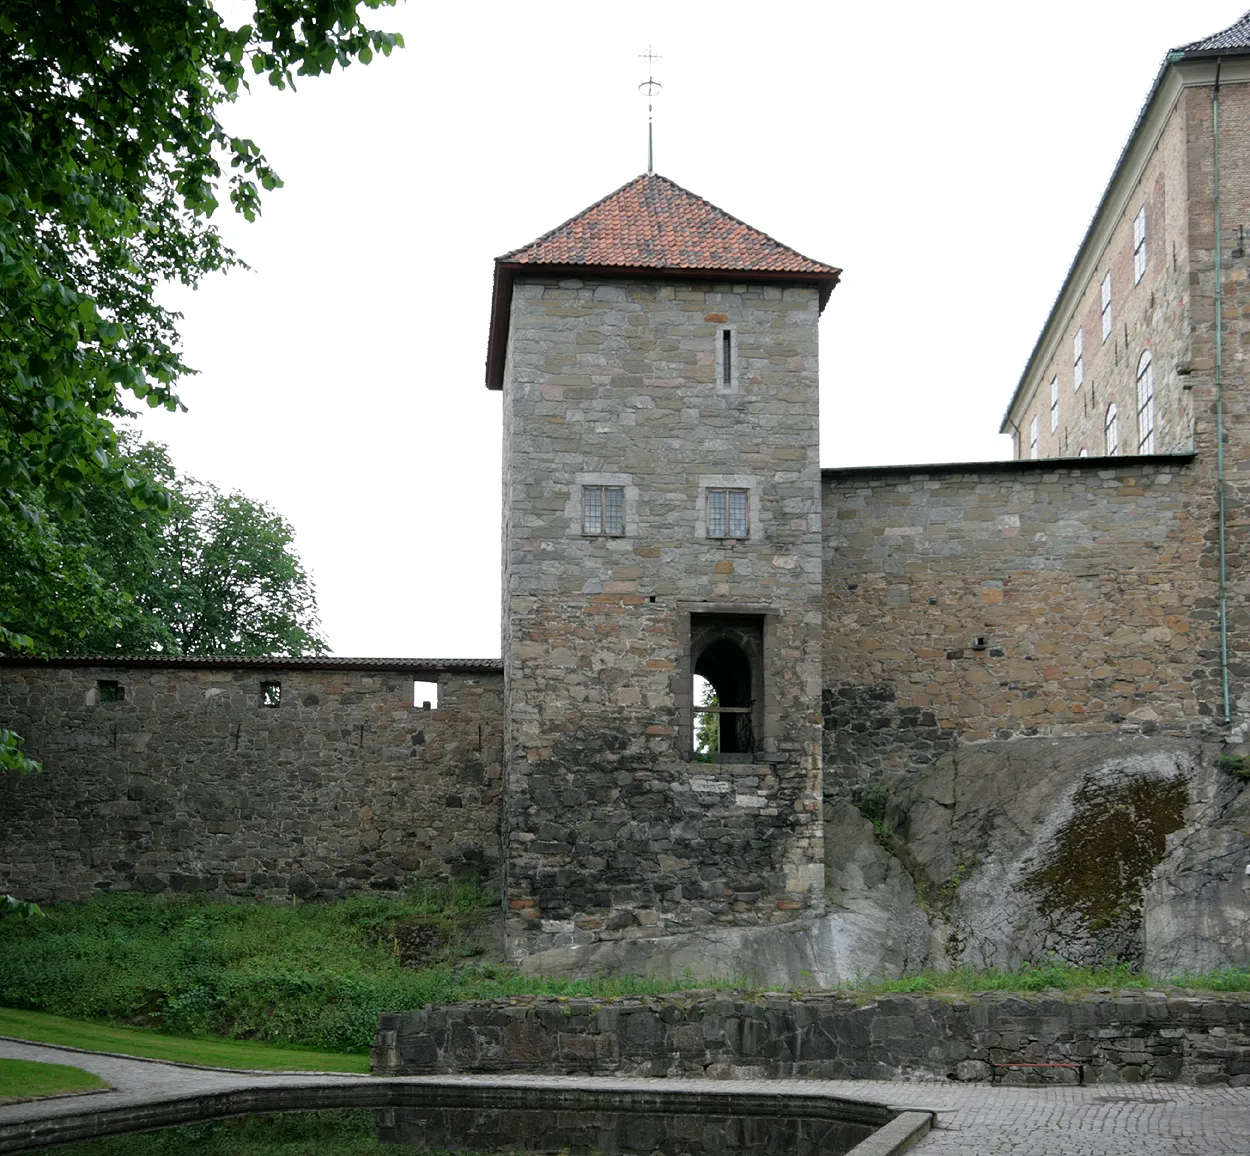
left=0, top=664, right=503, bottom=901
left=501, top=278, right=826, bottom=959
left=373, top=989, right=1250, bottom=1085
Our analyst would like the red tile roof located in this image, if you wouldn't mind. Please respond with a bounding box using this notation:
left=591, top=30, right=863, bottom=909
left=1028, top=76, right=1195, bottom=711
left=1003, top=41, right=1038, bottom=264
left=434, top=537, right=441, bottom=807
left=501, top=172, right=840, bottom=275
left=485, top=172, right=841, bottom=389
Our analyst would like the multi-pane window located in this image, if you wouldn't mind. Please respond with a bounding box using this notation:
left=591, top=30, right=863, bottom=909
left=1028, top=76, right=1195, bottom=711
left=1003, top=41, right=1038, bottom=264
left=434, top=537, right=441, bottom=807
left=707, top=487, right=749, bottom=538
left=582, top=485, right=624, bottom=535
left=1133, top=206, right=1147, bottom=284
left=1049, top=376, right=1059, bottom=432
left=1105, top=403, right=1119, bottom=456
left=1029, top=415, right=1038, bottom=459
left=1100, top=272, right=1113, bottom=340
left=1137, top=350, right=1155, bottom=453
left=1073, top=329, right=1084, bottom=391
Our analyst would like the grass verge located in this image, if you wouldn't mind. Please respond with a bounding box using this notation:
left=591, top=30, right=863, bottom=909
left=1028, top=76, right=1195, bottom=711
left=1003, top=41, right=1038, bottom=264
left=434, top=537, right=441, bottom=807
left=875, top=961, right=1250, bottom=994
left=0, top=1008, right=368, bottom=1073
left=0, top=1057, right=109, bottom=1103
left=0, top=890, right=721, bottom=1055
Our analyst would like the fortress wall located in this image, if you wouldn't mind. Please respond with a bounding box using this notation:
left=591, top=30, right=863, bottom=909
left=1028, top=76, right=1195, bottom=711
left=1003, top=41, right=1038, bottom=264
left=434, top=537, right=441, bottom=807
left=0, top=663, right=503, bottom=902
left=820, top=457, right=1207, bottom=783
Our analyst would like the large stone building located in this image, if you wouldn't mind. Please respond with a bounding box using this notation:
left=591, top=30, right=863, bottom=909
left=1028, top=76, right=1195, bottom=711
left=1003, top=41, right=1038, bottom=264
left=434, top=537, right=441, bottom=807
left=6, top=10, right=1250, bottom=984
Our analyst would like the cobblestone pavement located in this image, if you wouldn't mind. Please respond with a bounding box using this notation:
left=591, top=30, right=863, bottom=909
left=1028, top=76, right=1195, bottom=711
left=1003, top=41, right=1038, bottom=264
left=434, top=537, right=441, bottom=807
left=4, top=1038, right=1250, bottom=1154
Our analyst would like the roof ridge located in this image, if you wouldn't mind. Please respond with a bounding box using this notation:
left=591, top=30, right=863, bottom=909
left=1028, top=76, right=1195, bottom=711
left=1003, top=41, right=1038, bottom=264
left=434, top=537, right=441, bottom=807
left=497, top=172, right=650, bottom=262
left=497, top=170, right=839, bottom=275
left=1174, top=8, right=1250, bottom=53
left=642, top=173, right=836, bottom=273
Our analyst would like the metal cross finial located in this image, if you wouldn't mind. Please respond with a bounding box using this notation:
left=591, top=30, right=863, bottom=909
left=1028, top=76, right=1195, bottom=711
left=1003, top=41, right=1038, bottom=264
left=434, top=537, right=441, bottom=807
left=638, top=47, right=662, bottom=175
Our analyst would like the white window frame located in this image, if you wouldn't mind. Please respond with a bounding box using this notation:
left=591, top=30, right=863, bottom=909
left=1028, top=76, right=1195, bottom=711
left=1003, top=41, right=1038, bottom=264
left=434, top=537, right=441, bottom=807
left=1133, top=205, right=1147, bottom=285
left=706, top=487, right=750, bottom=538
left=1101, top=272, right=1112, bottom=341
left=1105, top=403, right=1119, bottom=456
left=1073, top=329, right=1084, bottom=391
left=582, top=485, right=625, bottom=536
left=1136, top=350, right=1155, bottom=454
left=1029, top=415, right=1038, bottom=459
left=1049, top=376, right=1059, bottom=432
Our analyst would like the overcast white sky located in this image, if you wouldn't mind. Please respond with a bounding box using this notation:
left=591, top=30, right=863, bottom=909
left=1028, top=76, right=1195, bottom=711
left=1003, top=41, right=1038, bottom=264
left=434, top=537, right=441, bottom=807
left=134, top=0, right=1243, bottom=659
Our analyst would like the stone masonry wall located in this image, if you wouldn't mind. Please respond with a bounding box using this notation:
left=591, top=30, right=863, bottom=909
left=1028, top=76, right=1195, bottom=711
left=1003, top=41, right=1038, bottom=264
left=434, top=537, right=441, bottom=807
left=373, top=989, right=1250, bottom=1086
left=500, top=277, right=825, bottom=961
left=0, top=662, right=503, bottom=901
left=821, top=456, right=1209, bottom=784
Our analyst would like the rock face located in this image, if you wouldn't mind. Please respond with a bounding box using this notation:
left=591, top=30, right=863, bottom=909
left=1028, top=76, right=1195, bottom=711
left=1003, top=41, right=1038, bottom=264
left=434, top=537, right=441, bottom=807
left=373, top=989, right=1250, bottom=1086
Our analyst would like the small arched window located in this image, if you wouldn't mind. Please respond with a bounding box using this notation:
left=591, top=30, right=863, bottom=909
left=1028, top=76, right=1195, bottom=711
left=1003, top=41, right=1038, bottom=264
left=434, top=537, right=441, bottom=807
left=1136, top=350, right=1155, bottom=453
left=1105, top=403, right=1119, bottom=456
left=1078, top=447, right=1089, bottom=458
left=690, top=615, right=763, bottom=757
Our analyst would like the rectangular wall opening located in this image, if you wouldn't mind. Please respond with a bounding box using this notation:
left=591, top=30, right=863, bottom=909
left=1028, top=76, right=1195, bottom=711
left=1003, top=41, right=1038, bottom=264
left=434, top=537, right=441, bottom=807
left=690, top=614, right=763, bottom=759
left=414, top=680, right=439, bottom=709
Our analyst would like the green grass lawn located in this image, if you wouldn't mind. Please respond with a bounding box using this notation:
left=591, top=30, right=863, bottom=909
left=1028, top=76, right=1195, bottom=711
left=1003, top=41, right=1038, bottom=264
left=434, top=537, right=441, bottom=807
left=0, top=1057, right=109, bottom=1103
left=0, top=1008, right=368, bottom=1073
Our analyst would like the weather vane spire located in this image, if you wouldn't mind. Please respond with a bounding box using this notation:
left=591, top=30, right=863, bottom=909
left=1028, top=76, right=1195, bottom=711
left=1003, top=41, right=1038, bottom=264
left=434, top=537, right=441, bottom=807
left=638, top=47, right=662, bottom=174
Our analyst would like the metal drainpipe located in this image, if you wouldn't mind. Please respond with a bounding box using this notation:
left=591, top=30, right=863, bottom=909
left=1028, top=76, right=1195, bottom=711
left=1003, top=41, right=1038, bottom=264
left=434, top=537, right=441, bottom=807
left=1213, top=59, right=1233, bottom=725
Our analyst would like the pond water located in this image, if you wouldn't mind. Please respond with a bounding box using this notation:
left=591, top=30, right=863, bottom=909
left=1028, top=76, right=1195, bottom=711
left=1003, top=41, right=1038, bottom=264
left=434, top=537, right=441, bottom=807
left=45, top=1104, right=877, bottom=1155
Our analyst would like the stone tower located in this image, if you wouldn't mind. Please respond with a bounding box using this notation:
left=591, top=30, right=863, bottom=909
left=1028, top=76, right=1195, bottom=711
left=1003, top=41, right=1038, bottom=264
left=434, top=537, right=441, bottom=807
left=485, top=173, right=841, bottom=966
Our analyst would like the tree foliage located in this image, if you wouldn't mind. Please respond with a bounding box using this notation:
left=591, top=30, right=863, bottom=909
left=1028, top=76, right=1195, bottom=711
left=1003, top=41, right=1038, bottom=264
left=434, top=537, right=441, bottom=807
left=0, top=435, right=327, bottom=658
left=0, top=0, right=395, bottom=773
left=0, top=0, right=401, bottom=525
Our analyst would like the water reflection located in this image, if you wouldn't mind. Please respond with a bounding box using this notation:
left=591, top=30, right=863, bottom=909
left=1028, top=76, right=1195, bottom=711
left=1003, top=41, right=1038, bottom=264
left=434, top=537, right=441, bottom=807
left=47, top=1105, right=876, bottom=1155
left=378, top=1105, right=875, bottom=1154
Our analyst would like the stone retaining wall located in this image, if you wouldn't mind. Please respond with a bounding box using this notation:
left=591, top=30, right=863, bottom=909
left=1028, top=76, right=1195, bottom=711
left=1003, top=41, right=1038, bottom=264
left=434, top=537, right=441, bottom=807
left=372, top=989, right=1250, bottom=1085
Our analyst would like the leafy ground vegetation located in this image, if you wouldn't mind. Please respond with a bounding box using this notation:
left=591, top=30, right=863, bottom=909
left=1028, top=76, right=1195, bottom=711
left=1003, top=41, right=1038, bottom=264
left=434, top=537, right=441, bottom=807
left=876, top=961, right=1250, bottom=994
left=0, top=888, right=708, bottom=1054
left=0, top=1057, right=108, bottom=1103
left=3, top=891, right=1248, bottom=1059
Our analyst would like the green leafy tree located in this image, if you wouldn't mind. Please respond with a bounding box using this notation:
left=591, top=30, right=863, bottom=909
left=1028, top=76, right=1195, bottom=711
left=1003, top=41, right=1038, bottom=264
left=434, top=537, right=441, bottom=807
left=0, top=435, right=327, bottom=658
left=0, top=1, right=396, bottom=767
left=695, top=679, right=719, bottom=756
left=0, top=1, right=401, bottom=533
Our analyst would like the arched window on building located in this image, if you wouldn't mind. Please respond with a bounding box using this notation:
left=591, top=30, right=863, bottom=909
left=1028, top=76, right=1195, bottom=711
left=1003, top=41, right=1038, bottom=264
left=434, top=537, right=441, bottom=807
left=1136, top=350, right=1155, bottom=454
left=1078, top=447, right=1089, bottom=457
left=1105, top=403, right=1119, bottom=456
left=691, top=615, right=763, bottom=757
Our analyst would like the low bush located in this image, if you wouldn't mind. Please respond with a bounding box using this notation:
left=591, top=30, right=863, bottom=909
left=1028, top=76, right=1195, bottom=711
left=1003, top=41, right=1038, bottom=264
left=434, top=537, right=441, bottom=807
left=0, top=890, right=712, bottom=1053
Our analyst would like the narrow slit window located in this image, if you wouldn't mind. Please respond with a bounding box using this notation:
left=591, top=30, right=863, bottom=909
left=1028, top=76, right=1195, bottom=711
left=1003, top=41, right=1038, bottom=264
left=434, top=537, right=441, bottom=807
left=1137, top=350, right=1155, bottom=453
left=260, top=681, right=282, bottom=708
left=582, top=486, right=624, bottom=536
left=1029, top=415, right=1038, bottom=459
left=1133, top=205, right=1147, bottom=284
left=707, top=488, right=749, bottom=538
left=721, top=329, right=733, bottom=388
left=1105, top=403, right=1119, bottom=456
left=1101, top=272, right=1113, bottom=341
left=1073, top=329, right=1084, bottom=391
left=1049, top=376, right=1059, bottom=432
